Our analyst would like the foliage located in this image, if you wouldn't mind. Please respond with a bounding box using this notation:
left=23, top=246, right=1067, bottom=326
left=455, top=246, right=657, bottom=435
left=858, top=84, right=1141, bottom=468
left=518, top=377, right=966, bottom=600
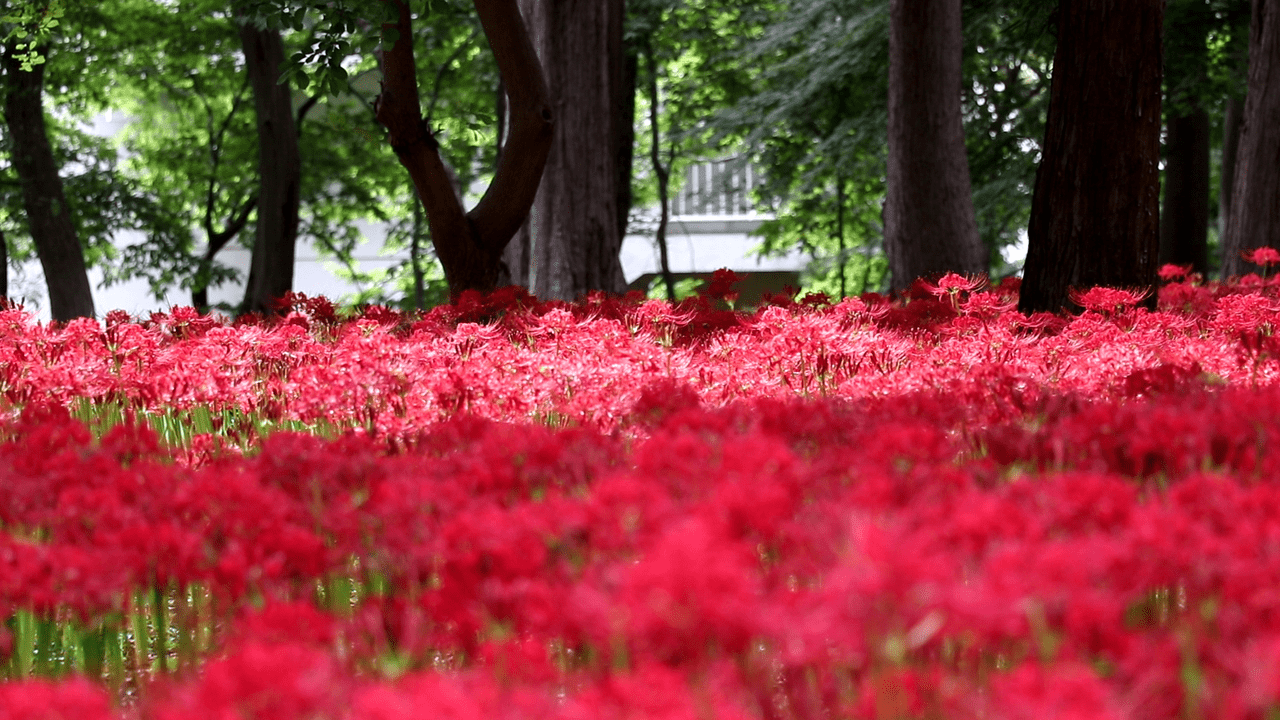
left=689, top=0, right=1055, bottom=298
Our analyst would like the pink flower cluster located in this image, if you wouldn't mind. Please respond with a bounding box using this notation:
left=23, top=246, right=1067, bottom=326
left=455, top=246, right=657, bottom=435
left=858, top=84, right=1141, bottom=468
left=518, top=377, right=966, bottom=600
left=1, top=267, right=1280, bottom=718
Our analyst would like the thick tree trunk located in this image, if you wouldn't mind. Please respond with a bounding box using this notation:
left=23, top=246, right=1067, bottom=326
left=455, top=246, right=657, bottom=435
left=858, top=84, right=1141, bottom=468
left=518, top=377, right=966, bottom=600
left=884, top=0, right=985, bottom=293
left=237, top=22, right=301, bottom=315
left=377, top=0, right=552, bottom=299
left=522, top=0, right=629, bottom=301
left=1223, top=0, right=1280, bottom=276
left=1019, top=0, right=1164, bottom=314
left=1221, top=94, right=1245, bottom=245
left=1160, top=108, right=1211, bottom=274
left=2, top=44, right=95, bottom=321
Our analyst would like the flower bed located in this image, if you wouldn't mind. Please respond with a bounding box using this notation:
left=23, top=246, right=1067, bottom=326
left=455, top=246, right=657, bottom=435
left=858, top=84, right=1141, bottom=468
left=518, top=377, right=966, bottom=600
left=2, top=270, right=1280, bottom=719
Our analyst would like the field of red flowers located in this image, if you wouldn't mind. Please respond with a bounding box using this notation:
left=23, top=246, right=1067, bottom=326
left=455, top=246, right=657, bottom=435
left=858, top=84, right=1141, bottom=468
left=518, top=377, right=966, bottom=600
left=2, top=266, right=1280, bottom=719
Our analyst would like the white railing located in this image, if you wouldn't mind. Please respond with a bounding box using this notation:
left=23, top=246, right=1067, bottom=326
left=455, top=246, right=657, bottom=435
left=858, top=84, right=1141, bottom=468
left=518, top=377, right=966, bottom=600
left=670, top=160, right=767, bottom=218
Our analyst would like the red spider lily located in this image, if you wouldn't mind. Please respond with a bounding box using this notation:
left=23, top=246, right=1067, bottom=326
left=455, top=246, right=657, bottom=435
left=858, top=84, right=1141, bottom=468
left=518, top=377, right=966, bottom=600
left=7, top=281, right=1280, bottom=718
left=701, top=268, right=744, bottom=303
left=1159, top=263, right=1192, bottom=281
left=0, top=678, right=114, bottom=720
left=1243, top=246, right=1280, bottom=267
left=1068, top=286, right=1151, bottom=313
left=925, top=272, right=988, bottom=298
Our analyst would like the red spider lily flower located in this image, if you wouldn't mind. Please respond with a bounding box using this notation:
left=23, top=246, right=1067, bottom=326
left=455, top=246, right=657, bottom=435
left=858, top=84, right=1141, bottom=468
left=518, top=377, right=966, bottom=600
left=926, top=272, right=988, bottom=298
left=959, top=291, right=1017, bottom=319
left=1243, top=246, right=1280, bottom=267
left=987, top=661, right=1128, bottom=720
left=0, top=678, right=114, bottom=720
left=1158, top=263, right=1191, bottom=281
left=1068, top=286, right=1151, bottom=313
left=701, top=268, right=745, bottom=303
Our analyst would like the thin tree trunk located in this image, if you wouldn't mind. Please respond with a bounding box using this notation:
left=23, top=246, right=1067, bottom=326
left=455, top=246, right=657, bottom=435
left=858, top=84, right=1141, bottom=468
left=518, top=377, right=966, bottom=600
left=1160, top=107, right=1211, bottom=274
left=884, top=0, right=984, bottom=293
left=377, top=0, right=552, bottom=299
left=495, top=77, right=533, bottom=289
left=237, top=22, right=301, bottom=315
left=617, top=37, right=637, bottom=244
left=1221, top=94, right=1245, bottom=245
left=410, top=197, right=426, bottom=310
left=522, top=0, right=629, bottom=301
left=836, top=175, right=847, bottom=298
left=1019, top=0, right=1164, bottom=314
left=1223, top=0, right=1280, bottom=276
left=642, top=37, right=675, bottom=301
left=0, top=226, right=7, bottom=300
left=2, top=43, right=95, bottom=321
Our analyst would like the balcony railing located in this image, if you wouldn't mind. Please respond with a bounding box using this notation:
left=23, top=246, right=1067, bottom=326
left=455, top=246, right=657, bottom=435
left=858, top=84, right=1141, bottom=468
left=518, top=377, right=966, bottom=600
left=670, top=159, right=768, bottom=219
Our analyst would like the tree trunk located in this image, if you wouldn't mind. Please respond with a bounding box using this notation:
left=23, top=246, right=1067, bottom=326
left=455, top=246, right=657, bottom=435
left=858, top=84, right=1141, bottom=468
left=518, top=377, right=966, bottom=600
left=616, top=40, right=637, bottom=244
left=376, top=0, right=552, bottom=299
left=495, top=77, right=533, bottom=289
left=1160, top=0, right=1212, bottom=276
left=1160, top=108, right=1211, bottom=274
left=1, top=44, right=95, bottom=321
left=1019, top=0, right=1164, bottom=314
left=1221, top=94, right=1245, bottom=245
left=521, top=0, right=629, bottom=301
left=642, top=37, right=675, bottom=301
left=1223, top=0, right=1280, bottom=276
left=236, top=22, right=301, bottom=315
left=884, top=0, right=985, bottom=293
left=0, top=227, right=7, bottom=300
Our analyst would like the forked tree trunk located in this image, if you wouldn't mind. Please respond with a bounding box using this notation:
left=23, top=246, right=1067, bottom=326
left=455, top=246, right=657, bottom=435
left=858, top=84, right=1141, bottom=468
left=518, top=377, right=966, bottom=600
left=237, top=22, right=301, bottom=315
left=521, top=0, right=629, bottom=301
left=1019, top=0, right=1164, bottom=313
left=2, top=43, right=95, bottom=321
left=884, top=0, right=985, bottom=293
left=1223, top=0, right=1280, bottom=276
left=376, top=0, right=553, bottom=300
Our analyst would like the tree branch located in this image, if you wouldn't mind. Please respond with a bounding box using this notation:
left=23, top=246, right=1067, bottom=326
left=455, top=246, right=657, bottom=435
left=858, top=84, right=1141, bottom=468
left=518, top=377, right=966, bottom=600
left=466, top=0, right=553, bottom=255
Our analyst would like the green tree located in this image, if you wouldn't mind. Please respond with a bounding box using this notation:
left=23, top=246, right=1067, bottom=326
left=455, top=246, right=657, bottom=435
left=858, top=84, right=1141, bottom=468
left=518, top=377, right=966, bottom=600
left=0, top=0, right=192, bottom=319
left=2, top=0, right=92, bottom=319
left=703, top=0, right=1051, bottom=298
left=235, top=0, right=552, bottom=300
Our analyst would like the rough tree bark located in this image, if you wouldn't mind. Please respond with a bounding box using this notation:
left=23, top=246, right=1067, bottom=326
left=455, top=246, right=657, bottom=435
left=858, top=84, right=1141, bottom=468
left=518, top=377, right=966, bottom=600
left=2, top=43, right=95, bottom=321
left=236, top=21, right=301, bottom=315
left=520, top=0, right=629, bottom=301
left=884, top=0, right=985, bottom=294
left=1019, top=0, right=1164, bottom=314
left=1223, top=0, right=1280, bottom=276
left=377, top=0, right=553, bottom=299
